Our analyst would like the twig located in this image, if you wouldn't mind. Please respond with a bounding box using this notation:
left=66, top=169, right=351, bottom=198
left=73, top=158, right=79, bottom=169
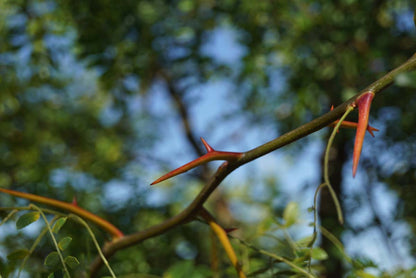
left=199, top=207, right=246, bottom=278
left=0, top=188, right=124, bottom=239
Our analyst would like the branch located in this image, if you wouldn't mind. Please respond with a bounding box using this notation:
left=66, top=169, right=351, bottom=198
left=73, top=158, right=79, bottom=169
left=89, top=52, right=416, bottom=276
left=0, top=188, right=124, bottom=239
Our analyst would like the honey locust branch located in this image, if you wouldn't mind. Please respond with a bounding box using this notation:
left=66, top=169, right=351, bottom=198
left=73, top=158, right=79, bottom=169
left=89, top=52, right=416, bottom=276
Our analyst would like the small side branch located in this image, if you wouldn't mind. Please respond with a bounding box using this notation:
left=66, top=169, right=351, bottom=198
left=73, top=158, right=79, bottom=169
left=199, top=208, right=246, bottom=278
left=0, top=188, right=124, bottom=239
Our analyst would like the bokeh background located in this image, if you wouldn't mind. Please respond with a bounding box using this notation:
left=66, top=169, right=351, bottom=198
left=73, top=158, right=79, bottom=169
left=0, top=0, right=415, bottom=277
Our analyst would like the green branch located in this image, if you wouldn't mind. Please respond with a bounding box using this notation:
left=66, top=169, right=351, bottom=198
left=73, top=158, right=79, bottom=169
left=89, top=52, right=416, bottom=276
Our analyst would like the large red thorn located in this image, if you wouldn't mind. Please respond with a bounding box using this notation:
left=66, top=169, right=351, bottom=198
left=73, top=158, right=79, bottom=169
left=352, top=92, right=375, bottom=177
left=330, top=105, right=379, bottom=136
left=151, top=137, right=243, bottom=185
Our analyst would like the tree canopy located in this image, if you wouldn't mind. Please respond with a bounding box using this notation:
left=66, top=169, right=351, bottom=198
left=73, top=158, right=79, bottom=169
left=0, top=0, right=415, bottom=277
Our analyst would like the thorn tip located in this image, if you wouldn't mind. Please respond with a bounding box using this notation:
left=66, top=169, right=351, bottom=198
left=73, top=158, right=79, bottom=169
left=200, top=137, right=214, bottom=152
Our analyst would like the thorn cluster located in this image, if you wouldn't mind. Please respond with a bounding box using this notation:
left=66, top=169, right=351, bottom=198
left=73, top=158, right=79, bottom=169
left=330, top=105, right=379, bottom=137
left=330, top=95, right=378, bottom=177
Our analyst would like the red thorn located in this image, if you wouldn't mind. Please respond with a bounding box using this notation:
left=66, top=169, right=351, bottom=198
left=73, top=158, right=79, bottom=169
left=329, top=105, right=379, bottom=136
left=72, top=196, right=78, bottom=206
left=151, top=142, right=243, bottom=185
left=200, top=137, right=214, bottom=152
left=352, top=92, right=375, bottom=177
left=367, top=126, right=379, bottom=137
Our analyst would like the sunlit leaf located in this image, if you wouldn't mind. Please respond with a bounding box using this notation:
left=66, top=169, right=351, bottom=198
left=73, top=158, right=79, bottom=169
left=52, top=217, right=67, bottom=234
left=355, top=270, right=378, bottom=278
left=283, top=202, right=299, bottom=227
left=311, top=247, right=328, bottom=260
left=16, top=212, right=40, bottom=230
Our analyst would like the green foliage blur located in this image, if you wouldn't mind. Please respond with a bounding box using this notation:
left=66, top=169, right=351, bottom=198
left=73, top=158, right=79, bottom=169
left=0, top=0, right=415, bottom=277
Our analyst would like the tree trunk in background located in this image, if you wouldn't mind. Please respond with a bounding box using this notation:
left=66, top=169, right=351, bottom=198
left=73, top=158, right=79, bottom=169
left=319, top=133, right=349, bottom=277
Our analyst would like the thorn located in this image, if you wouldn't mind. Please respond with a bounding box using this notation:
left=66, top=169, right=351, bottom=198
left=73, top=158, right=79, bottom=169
left=151, top=140, right=243, bottom=185
left=200, top=137, right=214, bottom=152
left=352, top=92, right=375, bottom=177
left=72, top=196, right=78, bottom=206
left=329, top=105, right=379, bottom=136
left=366, top=126, right=379, bottom=137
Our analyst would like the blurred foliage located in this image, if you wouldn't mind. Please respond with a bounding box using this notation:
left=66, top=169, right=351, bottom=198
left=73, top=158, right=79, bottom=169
left=0, top=0, right=415, bottom=277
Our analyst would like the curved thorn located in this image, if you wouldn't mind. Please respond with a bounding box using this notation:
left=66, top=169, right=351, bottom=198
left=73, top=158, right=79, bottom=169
left=352, top=92, right=375, bottom=177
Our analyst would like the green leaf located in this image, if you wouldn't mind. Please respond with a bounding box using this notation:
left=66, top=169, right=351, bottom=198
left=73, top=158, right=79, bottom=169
left=311, top=247, right=328, bottom=260
left=296, top=235, right=315, bottom=248
left=7, top=249, right=30, bottom=260
left=44, top=251, right=60, bottom=268
left=47, top=273, right=54, bottom=278
left=64, top=256, right=80, bottom=269
left=58, top=237, right=72, bottom=251
left=16, top=212, right=40, bottom=230
left=164, top=260, right=212, bottom=278
left=283, top=202, right=299, bottom=227
left=52, top=217, right=67, bottom=234
left=355, top=270, right=378, bottom=278
left=352, top=257, right=377, bottom=269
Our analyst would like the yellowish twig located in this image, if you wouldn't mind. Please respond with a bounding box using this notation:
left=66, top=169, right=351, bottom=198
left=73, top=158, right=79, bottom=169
left=0, top=188, right=124, bottom=239
left=199, top=208, right=246, bottom=278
